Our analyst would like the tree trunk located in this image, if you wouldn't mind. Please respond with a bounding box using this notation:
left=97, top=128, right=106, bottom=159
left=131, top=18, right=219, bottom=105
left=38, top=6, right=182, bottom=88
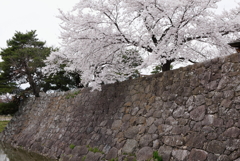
left=28, top=75, right=40, bottom=97
left=162, top=60, right=172, bottom=72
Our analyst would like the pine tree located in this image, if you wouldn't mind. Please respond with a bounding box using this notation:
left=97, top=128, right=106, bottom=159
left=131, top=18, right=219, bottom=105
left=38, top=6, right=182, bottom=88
left=0, top=30, right=51, bottom=97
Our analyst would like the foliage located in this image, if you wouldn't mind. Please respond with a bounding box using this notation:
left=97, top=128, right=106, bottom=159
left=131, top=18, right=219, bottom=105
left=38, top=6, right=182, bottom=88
left=82, top=156, right=86, bottom=161
left=69, top=144, right=75, bottom=149
left=0, top=75, right=17, bottom=95
left=44, top=0, right=240, bottom=90
left=86, top=145, right=104, bottom=154
left=151, top=65, right=173, bottom=74
left=153, top=151, right=163, bottom=161
left=0, top=121, right=9, bottom=133
left=0, top=30, right=51, bottom=97
left=0, top=30, right=83, bottom=97
left=0, top=102, right=18, bottom=115
left=65, top=90, right=80, bottom=99
left=43, top=70, right=82, bottom=92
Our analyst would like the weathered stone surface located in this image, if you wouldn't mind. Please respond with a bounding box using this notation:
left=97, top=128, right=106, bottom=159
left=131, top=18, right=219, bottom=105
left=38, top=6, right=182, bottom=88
left=124, top=126, right=139, bottom=139
left=207, top=153, right=218, bottom=161
left=217, top=76, right=229, bottom=90
left=171, top=125, right=190, bottom=135
left=2, top=53, right=240, bottom=161
left=122, top=114, right=131, bottom=122
left=148, top=124, right=157, bottom=134
left=146, top=117, right=155, bottom=126
left=105, top=147, right=118, bottom=160
left=158, top=145, right=172, bottom=161
left=153, top=140, right=160, bottom=149
left=122, top=139, right=137, bottom=153
left=112, top=120, right=122, bottom=130
left=220, top=99, right=232, bottom=108
left=131, top=107, right=139, bottom=116
left=163, top=136, right=184, bottom=146
left=188, top=149, right=208, bottom=161
left=223, top=127, right=240, bottom=138
left=186, top=133, right=206, bottom=149
left=206, top=140, right=225, bottom=154
left=136, top=147, right=153, bottom=161
left=136, top=117, right=146, bottom=124
left=139, top=134, right=152, bottom=147
left=172, top=149, right=189, bottom=161
left=224, top=139, right=240, bottom=151
left=84, top=151, right=102, bottom=161
left=158, top=124, right=173, bottom=135
left=72, top=146, right=88, bottom=156
left=173, top=106, right=185, bottom=118
left=165, top=116, right=178, bottom=125
left=190, top=105, right=206, bottom=121
left=229, top=149, right=240, bottom=160
left=217, top=155, right=230, bottom=161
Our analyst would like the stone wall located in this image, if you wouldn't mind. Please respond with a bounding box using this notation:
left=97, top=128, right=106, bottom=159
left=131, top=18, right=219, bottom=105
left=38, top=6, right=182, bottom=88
left=1, top=53, right=240, bottom=161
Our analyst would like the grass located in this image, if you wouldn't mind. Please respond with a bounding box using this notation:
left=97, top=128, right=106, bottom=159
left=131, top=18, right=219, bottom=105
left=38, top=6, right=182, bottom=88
left=86, top=145, right=104, bottom=154
left=65, top=91, right=81, bottom=99
left=69, top=144, right=76, bottom=149
left=0, top=121, right=9, bottom=133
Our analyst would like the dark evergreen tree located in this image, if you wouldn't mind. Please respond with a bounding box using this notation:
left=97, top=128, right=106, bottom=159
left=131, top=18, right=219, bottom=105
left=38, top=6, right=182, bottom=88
left=0, top=30, right=82, bottom=98
left=0, top=30, right=51, bottom=97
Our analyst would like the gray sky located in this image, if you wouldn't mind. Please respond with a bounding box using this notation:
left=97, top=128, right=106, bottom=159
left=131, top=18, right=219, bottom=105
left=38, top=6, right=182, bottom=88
left=0, top=0, right=239, bottom=50
left=0, top=0, right=79, bottom=49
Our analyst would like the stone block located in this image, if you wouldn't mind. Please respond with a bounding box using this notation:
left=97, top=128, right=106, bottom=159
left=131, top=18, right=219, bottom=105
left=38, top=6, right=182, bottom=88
left=136, top=147, right=153, bottom=161
left=206, top=140, right=225, bottom=154
left=163, top=135, right=184, bottom=146
left=158, top=145, right=172, bottom=161
left=188, top=149, right=208, bottom=161
left=172, top=149, right=189, bottom=161
left=124, top=126, right=139, bottom=139
left=148, top=124, right=157, bottom=134
left=139, top=134, right=152, bottom=147
left=84, top=151, right=102, bottom=161
left=111, top=120, right=122, bottom=130
left=190, top=105, right=206, bottom=121
left=186, top=133, right=206, bottom=149
left=105, top=147, right=118, bottom=160
left=122, top=139, right=137, bottom=153
left=223, top=127, right=240, bottom=138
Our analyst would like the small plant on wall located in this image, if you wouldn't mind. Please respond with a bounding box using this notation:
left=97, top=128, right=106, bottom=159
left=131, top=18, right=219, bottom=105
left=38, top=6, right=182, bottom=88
left=153, top=151, right=163, bottom=161
left=69, top=144, right=75, bottom=149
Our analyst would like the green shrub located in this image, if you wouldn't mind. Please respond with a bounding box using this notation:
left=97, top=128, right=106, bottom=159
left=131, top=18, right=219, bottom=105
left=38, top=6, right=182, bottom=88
left=153, top=151, right=163, bottom=161
left=69, top=144, right=75, bottom=149
left=109, top=158, right=118, bottom=161
left=82, top=156, right=86, bottom=161
left=0, top=102, right=18, bottom=115
left=86, top=145, right=104, bottom=154
left=65, top=90, right=80, bottom=99
left=0, top=121, right=9, bottom=133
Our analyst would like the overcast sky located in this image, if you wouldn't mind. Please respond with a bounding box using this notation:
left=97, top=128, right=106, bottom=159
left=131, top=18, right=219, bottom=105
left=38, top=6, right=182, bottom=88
left=0, top=0, right=239, bottom=50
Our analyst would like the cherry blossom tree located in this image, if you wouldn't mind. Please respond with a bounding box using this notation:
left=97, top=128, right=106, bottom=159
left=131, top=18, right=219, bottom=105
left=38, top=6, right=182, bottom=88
left=44, top=0, right=240, bottom=90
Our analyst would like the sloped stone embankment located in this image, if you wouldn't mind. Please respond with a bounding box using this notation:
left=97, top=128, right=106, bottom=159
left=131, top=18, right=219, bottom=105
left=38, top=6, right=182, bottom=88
left=1, top=53, right=240, bottom=161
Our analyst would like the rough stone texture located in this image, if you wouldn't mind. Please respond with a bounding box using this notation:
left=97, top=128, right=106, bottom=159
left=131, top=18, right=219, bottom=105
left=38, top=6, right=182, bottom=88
left=124, top=126, right=139, bottom=139
left=207, top=140, right=225, bottom=154
left=1, top=53, right=240, bottom=160
left=105, top=147, right=118, bottom=160
left=172, top=149, right=189, bottom=161
left=136, top=147, right=153, bottom=161
left=188, top=149, right=208, bottom=161
left=122, top=139, right=137, bottom=153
